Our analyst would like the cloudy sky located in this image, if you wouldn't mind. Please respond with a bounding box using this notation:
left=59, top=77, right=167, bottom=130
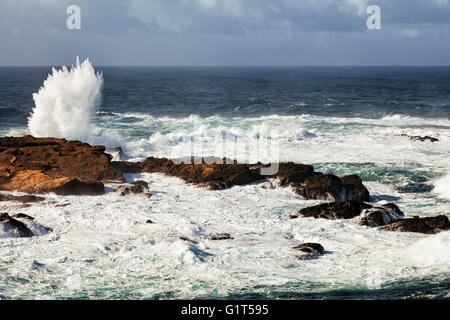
left=1, top=0, right=449, bottom=66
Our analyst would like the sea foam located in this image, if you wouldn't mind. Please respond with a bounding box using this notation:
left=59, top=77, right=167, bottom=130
left=433, top=173, right=450, bottom=200
left=28, top=57, right=103, bottom=141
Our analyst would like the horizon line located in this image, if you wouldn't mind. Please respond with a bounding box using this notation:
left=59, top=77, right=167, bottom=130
left=1, top=64, right=450, bottom=68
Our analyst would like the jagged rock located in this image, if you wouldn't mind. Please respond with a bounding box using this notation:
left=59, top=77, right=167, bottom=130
left=0, top=193, right=45, bottom=203
left=112, top=156, right=370, bottom=201
left=400, top=134, right=439, bottom=143
left=0, top=212, right=33, bottom=237
left=292, top=200, right=372, bottom=220
left=359, top=203, right=404, bottom=227
left=0, top=136, right=123, bottom=195
left=116, top=180, right=152, bottom=197
left=293, top=243, right=325, bottom=260
left=267, top=162, right=316, bottom=194
left=341, top=175, right=370, bottom=202
left=379, top=215, right=450, bottom=234
left=302, top=174, right=346, bottom=201
left=140, top=157, right=262, bottom=188
left=208, top=233, right=233, bottom=240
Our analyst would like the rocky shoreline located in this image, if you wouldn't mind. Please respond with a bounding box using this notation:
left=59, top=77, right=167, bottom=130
left=1, top=135, right=449, bottom=248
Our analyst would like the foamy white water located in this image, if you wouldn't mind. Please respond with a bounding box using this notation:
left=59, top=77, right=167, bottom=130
left=0, top=173, right=448, bottom=299
left=433, top=173, right=450, bottom=200
left=28, top=57, right=103, bottom=141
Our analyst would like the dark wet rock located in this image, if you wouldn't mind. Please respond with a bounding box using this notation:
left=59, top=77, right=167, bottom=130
left=208, top=233, right=233, bottom=240
left=341, top=175, right=371, bottom=202
left=292, top=200, right=372, bottom=220
left=113, top=156, right=370, bottom=200
left=293, top=243, right=325, bottom=260
left=116, top=180, right=152, bottom=198
left=180, top=236, right=198, bottom=244
left=268, top=162, right=316, bottom=194
left=396, top=183, right=433, bottom=194
left=55, top=202, right=71, bottom=208
left=0, top=212, right=33, bottom=237
left=359, top=203, right=405, bottom=227
left=400, top=134, right=439, bottom=143
left=302, top=174, right=345, bottom=201
left=0, top=136, right=124, bottom=195
left=379, top=215, right=450, bottom=234
left=11, top=213, right=35, bottom=220
left=111, top=161, right=143, bottom=174
left=0, top=193, right=45, bottom=203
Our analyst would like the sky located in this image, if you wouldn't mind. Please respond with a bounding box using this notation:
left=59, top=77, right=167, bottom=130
left=0, top=0, right=449, bottom=66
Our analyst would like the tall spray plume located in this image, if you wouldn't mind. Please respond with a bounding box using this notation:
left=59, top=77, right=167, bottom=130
left=28, top=57, right=103, bottom=141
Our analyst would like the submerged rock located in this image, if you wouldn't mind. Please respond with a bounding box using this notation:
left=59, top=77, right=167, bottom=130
left=293, top=243, right=326, bottom=260
left=0, top=136, right=123, bottom=195
left=379, top=215, right=450, bottom=234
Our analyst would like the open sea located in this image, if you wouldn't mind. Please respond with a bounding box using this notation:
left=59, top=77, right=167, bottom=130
left=0, top=66, right=449, bottom=299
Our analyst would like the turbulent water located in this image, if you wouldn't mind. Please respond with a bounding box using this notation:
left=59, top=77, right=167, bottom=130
left=0, top=65, right=449, bottom=299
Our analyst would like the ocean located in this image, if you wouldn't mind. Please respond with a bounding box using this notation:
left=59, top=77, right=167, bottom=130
left=0, top=65, right=449, bottom=299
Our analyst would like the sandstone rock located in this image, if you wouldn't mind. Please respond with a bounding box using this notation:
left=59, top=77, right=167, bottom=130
left=0, top=136, right=123, bottom=195
left=379, top=215, right=450, bottom=234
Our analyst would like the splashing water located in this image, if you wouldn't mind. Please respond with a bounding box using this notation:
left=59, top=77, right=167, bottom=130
left=433, top=172, right=450, bottom=200
left=28, top=57, right=103, bottom=141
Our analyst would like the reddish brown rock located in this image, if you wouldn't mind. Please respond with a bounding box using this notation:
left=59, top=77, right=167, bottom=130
left=140, top=157, right=262, bottom=188
left=0, top=136, right=124, bottom=195
left=379, top=215, right=450, bottom=234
